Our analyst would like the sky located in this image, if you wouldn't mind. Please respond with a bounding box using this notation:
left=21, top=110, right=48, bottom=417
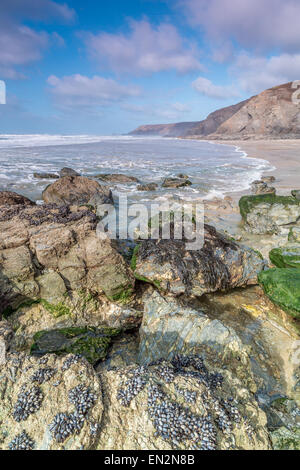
left=0, top=0, right=300, bottom=135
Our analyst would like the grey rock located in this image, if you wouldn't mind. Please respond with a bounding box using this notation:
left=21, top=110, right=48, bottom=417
left=162, top=178, right=192, bottom=189
left=133, top=224, right=266, bottom=297
left=59, top=168, right=80, bottom=178
left=34, top=173, right=59, bottom=180
left=137, top=183, right=158, bottom=191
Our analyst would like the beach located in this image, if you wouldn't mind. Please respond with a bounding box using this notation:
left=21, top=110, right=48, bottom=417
left=220, top=139, right=300, bottom=199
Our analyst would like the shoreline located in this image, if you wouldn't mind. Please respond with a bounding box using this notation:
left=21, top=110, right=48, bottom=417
left=200, top=139, right=300, bottom=245
left=215, top=139, right=300, bottom=202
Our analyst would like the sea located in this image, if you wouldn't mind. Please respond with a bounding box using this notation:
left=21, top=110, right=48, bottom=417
left=0, top=134, right=274, bottom=204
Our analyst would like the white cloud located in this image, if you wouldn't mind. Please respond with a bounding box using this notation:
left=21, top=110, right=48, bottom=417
left=47, top=74, right=141, bottom=110
left=0, top=26, right=48, bottom=67
left=0, top=1, right=74, bottom=79
left=192, top=77, right=239, bottom=99
left=179, top=0, right=300, bottom=53
left=231, top=53, right=300, bottom=94
left=1, top=0, right=75, bottom=23
left=84, top=19, right=203, bottom=75
left=122, top=101, right=191, bottom=121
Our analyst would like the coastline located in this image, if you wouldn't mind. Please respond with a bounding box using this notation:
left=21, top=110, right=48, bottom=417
left=216, top=139, right=300, bottom=202
left=200, top=139, right=300, bottom=246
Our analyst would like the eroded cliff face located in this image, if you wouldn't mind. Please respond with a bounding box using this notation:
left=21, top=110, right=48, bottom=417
left=185, top=99, right=251, bottom=137
left=209, top=83, right=300, bottom=140
left=129, top=82, right=300, bottom=140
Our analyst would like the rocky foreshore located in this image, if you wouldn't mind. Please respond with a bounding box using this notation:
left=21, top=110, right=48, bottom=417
left=0, top=171, right=300, bottom=451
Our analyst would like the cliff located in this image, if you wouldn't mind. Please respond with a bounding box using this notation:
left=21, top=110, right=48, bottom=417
left=129, top=82, right=300, bottom=140
left=207, top=82, right=300, bottom=140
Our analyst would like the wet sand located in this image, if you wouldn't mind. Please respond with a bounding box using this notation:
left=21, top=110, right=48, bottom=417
left=219, top=139, right=300, bottom=199
left=201, top=140, right=300, bottom=249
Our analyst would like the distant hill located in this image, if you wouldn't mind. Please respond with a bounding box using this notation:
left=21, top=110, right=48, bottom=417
left=128, top=121, right=201, bottom=137
left=129, top=82, right=300, bottom=140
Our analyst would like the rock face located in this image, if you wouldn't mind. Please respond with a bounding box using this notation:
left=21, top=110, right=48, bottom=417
left=97, top=355, right=270, bottom=450
left=129, top=99, right=249, bottom=138
left=239, top=194, right=300, bottom=234
left=138, top=289, right=246, bottom=366
left=269, top=245, right=300, bottom=268
left=5, top=297, right=141, bottom=354
left=162, top=178, right=192, bottom=189
left=185, top=99, right=251, bottom=137
left=42, top=176, right=113, bottom=207
left=0, top=204, right=135, bottom=316
left=208, top=82, right=300, bottom=140
left=258, top=268, right=300, bottom=318
left=133, top=224, right=266, bottom=297
left=129, top=82, right=300, bottom=140
left=96, top=174, right=139, bottom=183
left=0, top=191, right=35, bottom=206
left=0, top=353, right=103, bottom=450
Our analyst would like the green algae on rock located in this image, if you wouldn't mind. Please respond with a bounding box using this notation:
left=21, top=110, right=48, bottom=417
left=258, top=268, right=300, bottom=318
left=30, top=327, right=121, bottom=364
left=239, top=194, right=300, bottom=235
left=269, top=246, right=300, bottom=269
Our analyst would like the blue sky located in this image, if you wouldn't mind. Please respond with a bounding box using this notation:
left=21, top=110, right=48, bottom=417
left=0, top=0, right=300, bottom=134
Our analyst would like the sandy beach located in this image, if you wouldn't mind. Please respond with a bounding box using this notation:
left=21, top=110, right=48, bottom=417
left=200, top=139, right=300, bottom=247
left=220, top=139, right=300, bottom=198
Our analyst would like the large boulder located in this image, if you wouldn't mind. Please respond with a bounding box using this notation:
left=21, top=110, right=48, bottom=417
left=258, top=268, right=300, bottom=318
left=0, top=353, right=103, bottom=450
left=0, top=191, right=35, bottom=206
left=132, top=224, right=266, bottom=297
left=96, top=356, right=270, bottom=450
left=42, top=176, right=113, bottom=207
left=269, top=245, right=300, bottom=268
left=239, top=194, right=300, bottom=234
left=0, top=204, right=135, bottom=317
